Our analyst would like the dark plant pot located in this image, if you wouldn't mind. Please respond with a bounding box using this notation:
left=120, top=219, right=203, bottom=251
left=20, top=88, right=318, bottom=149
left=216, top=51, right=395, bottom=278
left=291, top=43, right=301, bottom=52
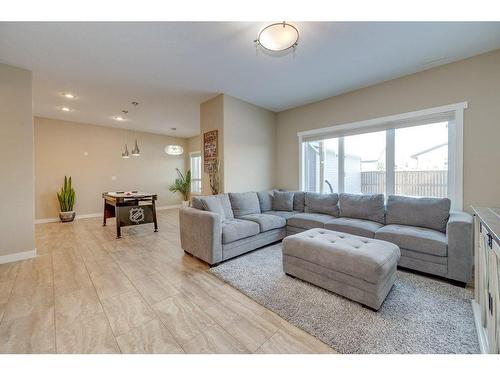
left=59, top=211, right=76, bottom=222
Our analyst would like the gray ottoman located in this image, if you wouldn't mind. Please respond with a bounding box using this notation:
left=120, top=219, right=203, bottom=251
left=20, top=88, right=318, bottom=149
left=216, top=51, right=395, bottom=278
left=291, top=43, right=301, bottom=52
left=282, top=228, right=400, bottom=310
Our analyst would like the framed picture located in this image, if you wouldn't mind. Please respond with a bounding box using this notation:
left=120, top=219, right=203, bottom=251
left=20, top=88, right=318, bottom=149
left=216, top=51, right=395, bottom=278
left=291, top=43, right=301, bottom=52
left=203, top=130, right=218, bottom=172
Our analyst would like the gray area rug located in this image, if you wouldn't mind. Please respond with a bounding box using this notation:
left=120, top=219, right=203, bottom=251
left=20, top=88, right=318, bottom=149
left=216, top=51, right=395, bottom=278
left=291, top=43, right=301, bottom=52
left=210, top=244, right=479, bottom=354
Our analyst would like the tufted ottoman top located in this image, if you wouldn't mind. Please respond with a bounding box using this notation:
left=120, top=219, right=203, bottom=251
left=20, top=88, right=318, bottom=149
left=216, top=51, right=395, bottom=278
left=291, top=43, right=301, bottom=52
left=282, top=228, right=400, bottom=284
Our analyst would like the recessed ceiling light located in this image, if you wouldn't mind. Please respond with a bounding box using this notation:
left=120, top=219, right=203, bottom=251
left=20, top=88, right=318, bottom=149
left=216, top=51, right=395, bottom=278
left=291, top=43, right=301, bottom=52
left=113, top=116, right=126, bottom=121
left=60, top=106, right=72, bottom=112
left=61, top=92, right=77, bottom=99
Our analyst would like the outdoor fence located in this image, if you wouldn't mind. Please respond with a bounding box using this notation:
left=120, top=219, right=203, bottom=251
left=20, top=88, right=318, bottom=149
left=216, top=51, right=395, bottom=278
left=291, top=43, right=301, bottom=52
left=361, top=170, right=447, bottom=198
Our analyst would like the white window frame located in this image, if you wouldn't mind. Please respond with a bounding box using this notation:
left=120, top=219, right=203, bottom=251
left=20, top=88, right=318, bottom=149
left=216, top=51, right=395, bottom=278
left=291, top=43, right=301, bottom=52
left=298, top=102, right=467, bottom=210
left=189, top=151, right=202, bottom=195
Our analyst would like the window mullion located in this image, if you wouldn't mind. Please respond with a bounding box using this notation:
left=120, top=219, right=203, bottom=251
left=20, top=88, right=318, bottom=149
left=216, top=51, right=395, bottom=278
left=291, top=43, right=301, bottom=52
left=386, top=129, right=395, bottom=196
left=338, top=137, right=345, bottom=193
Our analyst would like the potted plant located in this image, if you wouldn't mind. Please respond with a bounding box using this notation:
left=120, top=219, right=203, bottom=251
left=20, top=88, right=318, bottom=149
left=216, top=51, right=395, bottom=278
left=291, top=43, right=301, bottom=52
left=57, top=176, right=76, bottom=222
left=169, top=168, right=191, bottom=206
left=209, top=160, right=220, bottom=195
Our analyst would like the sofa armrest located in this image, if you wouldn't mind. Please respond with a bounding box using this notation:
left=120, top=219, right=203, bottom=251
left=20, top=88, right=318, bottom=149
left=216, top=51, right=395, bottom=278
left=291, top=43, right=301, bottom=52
left=179, top=207, right=223, bottom=265
left=446, top=211, right=473, bottom=283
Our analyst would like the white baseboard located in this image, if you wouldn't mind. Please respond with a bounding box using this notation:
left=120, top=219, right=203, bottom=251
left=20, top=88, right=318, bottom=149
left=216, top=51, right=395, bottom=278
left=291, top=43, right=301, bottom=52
left=35, top=205, right=181, bottom=224
left=35, top=212, right=102, bottom=224
left=0, top=249, right=36, bottom=264
left=157, top=204, right=182, bottom=210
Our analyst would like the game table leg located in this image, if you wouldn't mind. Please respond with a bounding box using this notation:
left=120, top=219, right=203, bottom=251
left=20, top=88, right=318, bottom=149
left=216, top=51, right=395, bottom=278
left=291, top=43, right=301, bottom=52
left=115, top=206, right=121, bottom=238
left=152, top=200, right=158, bottom=232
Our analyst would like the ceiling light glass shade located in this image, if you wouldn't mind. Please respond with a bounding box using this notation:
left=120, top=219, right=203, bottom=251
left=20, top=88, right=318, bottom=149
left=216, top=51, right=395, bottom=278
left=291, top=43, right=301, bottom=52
left=60, top=106, right=72, bottom=112
left=113, top=116, right=126, bottom=121
left=255, top=22, right=299, bottom=52
left=122, top=144, right=130, bottom=158
left=131, top=139, right=140, bottom=156
left=164, top=145, right=184, bottom=156
left=61, top=92, right=76, bottom=99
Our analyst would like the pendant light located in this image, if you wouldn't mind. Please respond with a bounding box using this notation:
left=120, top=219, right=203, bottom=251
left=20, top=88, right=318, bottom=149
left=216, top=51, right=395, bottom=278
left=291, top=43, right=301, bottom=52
left=122, top=143, right=130, bottom=158
left=118, top=102, right=142, bottom=159
left=131, top=139, right=140, bottom=156
left=165, top=128, right=184, bottom=156
left=164, top=144, right=184, bottom=155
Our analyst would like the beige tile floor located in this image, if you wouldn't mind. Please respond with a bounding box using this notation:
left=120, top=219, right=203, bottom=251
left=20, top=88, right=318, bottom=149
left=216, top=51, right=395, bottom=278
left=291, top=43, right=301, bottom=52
left=0, top=209, right=336, bottom=354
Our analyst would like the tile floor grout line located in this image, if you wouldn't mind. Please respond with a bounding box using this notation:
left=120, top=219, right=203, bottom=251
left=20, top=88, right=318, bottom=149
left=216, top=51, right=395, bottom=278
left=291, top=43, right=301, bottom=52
left=77, top=241, right=123, bottom=354
left=0, top=263, right=21, bottom=327
left=109, top=246, right=188, bottom=353
left=23, top=211, right=331, bottom=354
left=50, top=251, right=57, bottom=353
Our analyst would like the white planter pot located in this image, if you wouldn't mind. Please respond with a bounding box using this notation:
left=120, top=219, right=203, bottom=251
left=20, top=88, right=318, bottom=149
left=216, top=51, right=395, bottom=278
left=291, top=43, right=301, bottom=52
left=182, top=200, right=189, bottom=207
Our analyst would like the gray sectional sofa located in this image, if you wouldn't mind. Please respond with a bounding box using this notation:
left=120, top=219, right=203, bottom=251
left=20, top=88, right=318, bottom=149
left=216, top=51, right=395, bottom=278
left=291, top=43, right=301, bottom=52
left=179, top=190, right=473, bottom=284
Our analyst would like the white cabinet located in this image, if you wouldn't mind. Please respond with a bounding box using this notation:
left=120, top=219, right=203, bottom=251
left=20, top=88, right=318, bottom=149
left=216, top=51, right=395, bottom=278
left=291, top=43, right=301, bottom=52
left=472, top=207, right=500, bottom=354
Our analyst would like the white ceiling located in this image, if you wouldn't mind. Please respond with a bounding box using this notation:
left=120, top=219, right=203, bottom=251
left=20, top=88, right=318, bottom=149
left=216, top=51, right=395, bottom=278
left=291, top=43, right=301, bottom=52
left=1, top=22, right=500, bottom=137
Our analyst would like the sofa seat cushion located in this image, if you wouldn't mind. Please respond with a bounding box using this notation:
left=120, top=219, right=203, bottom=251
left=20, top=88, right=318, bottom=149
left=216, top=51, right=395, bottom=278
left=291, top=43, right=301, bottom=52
left=239, top=213, right=286, bottom=232
left=375, top=224, right=447, bottom=257
left=222, top=219, right=260, bottom=244
left=287, top=213, right=334, bottom=230
left=265, top=210, right=301, bottom=220
left=324, top=217, right=383, bottom=238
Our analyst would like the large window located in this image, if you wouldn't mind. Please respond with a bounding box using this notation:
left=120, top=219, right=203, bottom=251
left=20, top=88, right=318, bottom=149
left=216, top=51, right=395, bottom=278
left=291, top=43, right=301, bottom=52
left=190, top=152, right=202, bottom=194
left=299, top=103, right=466, bottom=209
left=394, top=122, right=448, bottom=197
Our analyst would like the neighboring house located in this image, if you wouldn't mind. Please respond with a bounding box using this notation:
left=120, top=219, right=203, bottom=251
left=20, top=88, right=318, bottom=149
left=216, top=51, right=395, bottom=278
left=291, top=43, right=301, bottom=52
left=409, top=143, right=448, bottom=170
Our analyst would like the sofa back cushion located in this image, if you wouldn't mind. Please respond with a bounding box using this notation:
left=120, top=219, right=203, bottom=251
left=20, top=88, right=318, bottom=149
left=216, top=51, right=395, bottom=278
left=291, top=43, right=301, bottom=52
left=256, top=190, right=273, bottom=212
left=339, top=193, right=385, bottom=224
left=386, top=195, right=450, bottom=233
left=191, top=194, right=234, bottom=219
left=292, top=191, right=306, bottom=212
left=201, top=196, right=226, bottom=218
left=272, top=191, right=294, bottom=212
left=191, top=196, right=204, bottom=210
left=304, top=193, right=340, bottom=217
left=228, top=192, right=261, bottom=217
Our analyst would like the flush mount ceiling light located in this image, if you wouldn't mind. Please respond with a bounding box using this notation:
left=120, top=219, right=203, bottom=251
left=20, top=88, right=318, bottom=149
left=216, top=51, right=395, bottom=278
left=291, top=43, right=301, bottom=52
left=61, top=92, right=76, bottom=99
left=59, top=106, right=73, bottom=112
left=254, top=21, right=299, bottom=52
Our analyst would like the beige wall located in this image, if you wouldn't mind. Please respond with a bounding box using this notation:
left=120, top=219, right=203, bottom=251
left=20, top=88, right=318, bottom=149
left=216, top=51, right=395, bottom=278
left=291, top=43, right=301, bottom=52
left=276, top=49, right=500, bottom=210
left=199, top=94, right=277, bottom=195
left=184, top=134, right=201, bottom=171
left=0, top=63, right=34, bottom=258
left=34, top=117, right=188, bottom=219
left=223, top=95, right=276, bottom=192
left=186, top=135, right=201, bottom=154
left=200, top=95, right=224, bottom=195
